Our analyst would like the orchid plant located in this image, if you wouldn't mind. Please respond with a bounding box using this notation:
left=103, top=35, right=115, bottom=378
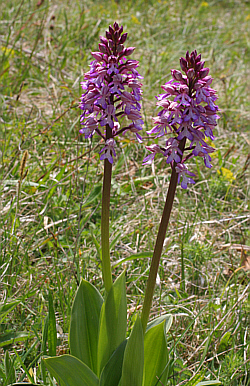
left=43, top=23, right=220, bottom=386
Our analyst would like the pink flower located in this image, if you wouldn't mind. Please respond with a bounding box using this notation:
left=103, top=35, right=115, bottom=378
left=99, top=138, right=117, bottom=164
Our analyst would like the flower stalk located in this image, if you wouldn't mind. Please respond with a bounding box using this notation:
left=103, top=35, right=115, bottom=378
left=101, top=125, right=113, bottom=293
left=141, top=138, right=186, bottom=333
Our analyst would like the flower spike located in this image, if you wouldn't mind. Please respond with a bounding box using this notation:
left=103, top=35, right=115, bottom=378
left=79, top=22, right=144, bottom=163
left=144, top=50, right=219, bottom=188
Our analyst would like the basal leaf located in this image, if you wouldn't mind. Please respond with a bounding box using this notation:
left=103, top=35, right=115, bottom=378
left=44, top=355, right=99, bottom=386
left=146, top=314, right=173, bottom=334
left=97, top=271, right=127, bottom=376
left=99, top=339, right=127, bottom=386
left=70, top=279, right=103, bottom=374
left=143, top=320, right=170, bottom=386
left=120, top=317, right=144, bottom=386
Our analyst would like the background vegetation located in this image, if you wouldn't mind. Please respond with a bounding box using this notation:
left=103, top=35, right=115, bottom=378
left=0, top=0, right=249, bottom=385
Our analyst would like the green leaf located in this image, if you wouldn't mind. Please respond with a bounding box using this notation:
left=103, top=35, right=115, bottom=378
left=99, top=339, right=127, bottom=386
left=97, top=271, right=127, bottom=376
left=41, top=315, right=49, bottom=382
left=112, top=252, right=153, bottom=268
left=44, top=355, right=99, bottom=386
left=196, top=381, right=221, bottom=386
left=70, top=279, right=103, bottom=374
left=0, top=331, right=32, bottom=347
left=83, top=184, right=102, bottom=207
left=146, top=314, right=173, bottom=333
left=0, top=300, right=20, bottom=324
left=120, top=317, right=144, bottom=386
left=184, top=372, right=204, bottom=386
left=48, top=291, right=57, bottom=357
left=4, top=350, right=16, bottom=385
left=143, top=320, right=170, bottom=386
left=47, top=164, right=67, bottom=201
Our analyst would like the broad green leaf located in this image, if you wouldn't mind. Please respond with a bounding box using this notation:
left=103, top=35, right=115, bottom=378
left=120, top=317, right=144, bottom=386
left=70, top=279, right=103, bottom=374
left=99, top=339, right=127, bottom=386
left=0, top=331, right=32, bottom=347
left=146, top=314, right=173, bottom=333
left=143, top=320, right=170, bottom=386
left=4, top=350, right=16, bottom=385
left=97, top=271, right=127, bottom=376
left=44, top=355, right=99, bottom=386
left=196, top=381, right=221, bottom=386
left=48, top=292, right=57, bottom=357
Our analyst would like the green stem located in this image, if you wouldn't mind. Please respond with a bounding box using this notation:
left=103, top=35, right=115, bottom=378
left=141, top=138, right=186, bottom=333
left=101, top=125, right=113, bottom=293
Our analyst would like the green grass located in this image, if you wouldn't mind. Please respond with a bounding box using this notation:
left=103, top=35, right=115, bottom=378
left=0, top=0, right=249, bottom=385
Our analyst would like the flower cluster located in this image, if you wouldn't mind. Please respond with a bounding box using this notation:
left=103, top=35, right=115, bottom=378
left=143, top=50, right=219, bottom=188
left=79, top=22, right=143, bottom=163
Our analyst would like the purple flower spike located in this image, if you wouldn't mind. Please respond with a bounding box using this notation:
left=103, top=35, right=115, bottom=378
left=144, top=50, right=219, bottom=188
left=79, top=22, right=144, bottom=163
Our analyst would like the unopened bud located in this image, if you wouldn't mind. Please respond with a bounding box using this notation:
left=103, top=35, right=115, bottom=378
left=113, top=21, right=119, bottom=30
left=195, top=61, right=204, bottom=71
left=100, top=36, right=108, bottom=46
left=171, top=69, right=183, bottom=81
left=99, top=43, right=109, bottom=54
left=187, top=68, right=195, bottom=79
left=117, top=44, right=124, bottom=53
left=180, top=57, right=188, bottom=72
left=120, top=32, right=127, bottom=44
left=199, top=68, right=209, bottom=79
left=124, top=47, right=135, bottom=56
left=91, top=52, right=103, bottom=61
left=106, top=31, right=112, bottom=40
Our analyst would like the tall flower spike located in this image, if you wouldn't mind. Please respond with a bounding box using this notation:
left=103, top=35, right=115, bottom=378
left=144, top=50, right=219, bottom=188
left=79, top=22, right=144, bottom=163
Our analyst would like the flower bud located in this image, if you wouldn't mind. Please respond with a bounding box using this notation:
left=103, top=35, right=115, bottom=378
left=120, top=33, right=128, bottom=44
left=199, top=68, right=209, bottom=79
left=100, top=36, right=108, bottom=46
left=99, top=43, right=109, bottom=54
left=117, top=44, right=124, bottom=53
left=195, top=61, right=204, bottom=71
left=180, top=57, right=188, bottom=72
left=91, top=52, right=103, bottom=61
left=106, top=31, right=112, bottom=40
left=114, top=30, right=119, bottom=41
left=123, top=47, right=135, bottom=56
left=187, top=68, right=195, bottom=79
left=109, top=40, right=114, bottom=49
left=196, top=54, right=201, bottom=62
left=113, top=21, right=119, bottom=30
left=119, top=25, right=123, bottom=34
left=171, top=69, right=184, bottom=82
